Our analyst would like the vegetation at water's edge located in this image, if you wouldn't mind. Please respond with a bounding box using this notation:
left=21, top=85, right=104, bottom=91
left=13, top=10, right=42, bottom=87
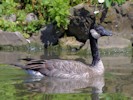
left=0, top=0, right=126, bottom=38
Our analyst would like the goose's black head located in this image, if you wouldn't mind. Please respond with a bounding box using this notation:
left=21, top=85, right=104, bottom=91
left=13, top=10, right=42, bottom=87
left=90, top=25, right=112, bottom=39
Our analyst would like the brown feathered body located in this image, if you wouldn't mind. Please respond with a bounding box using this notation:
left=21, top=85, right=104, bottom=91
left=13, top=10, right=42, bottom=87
left=21, top=59, right=104, bottom=79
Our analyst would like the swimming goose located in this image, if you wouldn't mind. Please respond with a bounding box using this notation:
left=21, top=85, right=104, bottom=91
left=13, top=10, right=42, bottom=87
left=12, top=25, right=112, bottom=79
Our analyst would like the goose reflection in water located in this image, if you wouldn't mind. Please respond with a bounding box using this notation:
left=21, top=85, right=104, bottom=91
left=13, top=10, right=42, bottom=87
left=20, top=76, right=104, bottom=99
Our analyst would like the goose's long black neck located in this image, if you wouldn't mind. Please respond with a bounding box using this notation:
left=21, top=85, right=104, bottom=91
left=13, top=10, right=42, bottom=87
left=90, top=35, right=100, bottom=66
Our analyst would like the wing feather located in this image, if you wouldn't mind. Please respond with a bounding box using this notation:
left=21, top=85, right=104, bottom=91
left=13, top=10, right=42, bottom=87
left=22, top=59, right=92, bottom=78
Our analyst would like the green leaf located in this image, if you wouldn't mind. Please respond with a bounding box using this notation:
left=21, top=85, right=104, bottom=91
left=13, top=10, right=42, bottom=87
left=105, top=0, right=111, bottom=8
left=55, top=16, right=60, bottom=22
left=42, top=0, right=50, bottom=5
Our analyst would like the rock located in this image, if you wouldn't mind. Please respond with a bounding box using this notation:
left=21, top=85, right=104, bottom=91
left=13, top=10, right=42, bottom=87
left=68, top=4, right=95, bottom=43
left=114, top=4, right=121, bottom=14
left=26, top=13, right=38, bottom=22
left=99, top=36, right=131, bottom=49
left=99, top=1, right=133, bottom=40
left=82, top=36, right=131, bottom=50
left=130, top=35, right=133, bottom=46
left=27, top=2, right=133, bottom=49
left=36, top=4, right=95, bottom=48
left=69, top=3, right=94, bottom=16
left=40, top=23, right=59, bottom=48
left=121, top=1, right=133, bottom=16
left=59, top=36, right=83, bottom=50
left=29, top=23, right=65, bottom=47
left=5, top=14, right=16, bottom=22
left=0, top=31, right=27, bottom=46
left=128, top=12, right=133, bottom=25
left=103, top=7, right=118, bottom=24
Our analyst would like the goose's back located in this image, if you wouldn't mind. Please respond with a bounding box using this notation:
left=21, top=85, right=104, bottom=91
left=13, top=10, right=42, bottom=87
left=46, top=59, right=89, bottom=72
left=26, top=59, right=93, bottom=79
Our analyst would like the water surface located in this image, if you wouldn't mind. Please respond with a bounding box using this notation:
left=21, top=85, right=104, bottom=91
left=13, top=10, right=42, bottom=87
left=0, top=50, right=132, bottom=100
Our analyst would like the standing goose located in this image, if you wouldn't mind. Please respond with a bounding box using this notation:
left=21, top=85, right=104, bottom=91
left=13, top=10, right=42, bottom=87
left=12, top=25, right=112, bottom=79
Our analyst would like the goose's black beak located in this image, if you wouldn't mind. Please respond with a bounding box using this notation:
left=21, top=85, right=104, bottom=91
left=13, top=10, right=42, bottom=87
left=94, top=25, right=113, bottom=37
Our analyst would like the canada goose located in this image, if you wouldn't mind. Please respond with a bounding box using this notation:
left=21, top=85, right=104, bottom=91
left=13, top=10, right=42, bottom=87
left=12, top=25, right=112, bottom=79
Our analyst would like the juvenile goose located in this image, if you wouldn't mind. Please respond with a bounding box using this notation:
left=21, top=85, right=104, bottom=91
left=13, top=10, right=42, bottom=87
left=12, top=25, right=112, bottom=79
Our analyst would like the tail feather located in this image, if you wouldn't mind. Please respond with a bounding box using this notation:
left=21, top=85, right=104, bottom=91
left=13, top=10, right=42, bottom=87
left=10, top=61, right=45, bottom=71
left=19, top=57, right=44, bottom=62
left=9, top=58, right=47, bottom=76
left=10, top=63, right=44, bottom=77
left=10, top=63, right=26, bottom=69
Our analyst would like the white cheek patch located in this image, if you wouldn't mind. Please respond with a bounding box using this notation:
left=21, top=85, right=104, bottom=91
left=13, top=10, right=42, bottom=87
left=90, top=29, right=101, bottom=39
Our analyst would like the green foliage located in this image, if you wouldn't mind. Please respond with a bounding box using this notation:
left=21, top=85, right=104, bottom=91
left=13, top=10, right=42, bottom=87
left=42, top=0, right=70, bottom=29
left=0, top=0, right=71, bottom=37
left=104, top=0, right=126, bottom=8
left=69, top=0, right=88, bottom=6
left=0, top=0, right=17, bottom=16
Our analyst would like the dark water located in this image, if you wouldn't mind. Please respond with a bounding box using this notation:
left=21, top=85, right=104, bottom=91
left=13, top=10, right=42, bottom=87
left=0, top=50, right=132, bottom=100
